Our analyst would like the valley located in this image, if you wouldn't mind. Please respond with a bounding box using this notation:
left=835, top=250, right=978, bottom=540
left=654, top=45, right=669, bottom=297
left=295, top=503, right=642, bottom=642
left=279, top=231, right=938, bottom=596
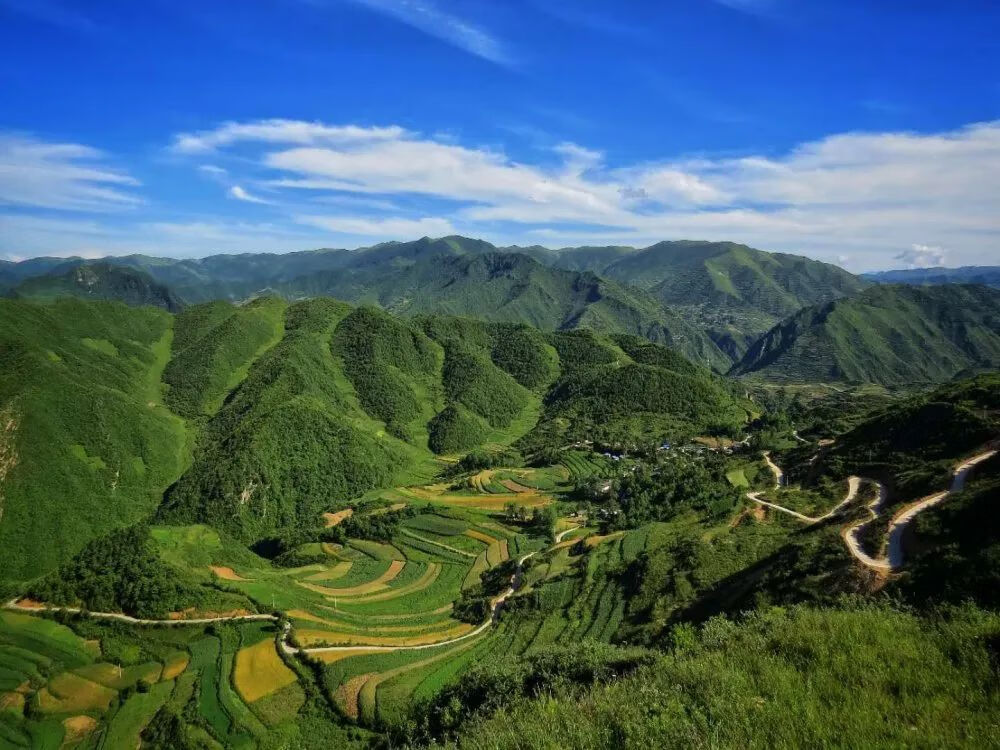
left=0, top=248, right=998, bottom=749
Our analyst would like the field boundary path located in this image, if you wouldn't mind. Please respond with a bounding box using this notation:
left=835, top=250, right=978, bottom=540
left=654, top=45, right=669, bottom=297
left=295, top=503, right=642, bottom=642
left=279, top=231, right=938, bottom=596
left=4, top=523, right=586, bottom=657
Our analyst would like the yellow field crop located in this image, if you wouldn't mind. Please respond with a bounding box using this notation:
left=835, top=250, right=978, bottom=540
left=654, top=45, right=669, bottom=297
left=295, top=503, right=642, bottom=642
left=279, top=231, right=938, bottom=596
left=323, top=509, right=354, bottom=527
left=209, top=565, right=249, bottom=581
left=303, top=560, right=353, bottom=581
left=585, top=531, right=625, bottom=548
left=233, top=639, right=298, bottom=703
left=464, top=529, right=498, bottom=545
left=296, top=559, right=405, bottom=598
left=161, top=652, right=190, bottom=680
left=335, top=672, right=374, bottom=719
left=62, top=715, right=98, bottom=742
left=0, top=692, right=25, bottom=712
left=37, top=673, right=116, bottom=714
left=295, top=621, right=474, bottom=647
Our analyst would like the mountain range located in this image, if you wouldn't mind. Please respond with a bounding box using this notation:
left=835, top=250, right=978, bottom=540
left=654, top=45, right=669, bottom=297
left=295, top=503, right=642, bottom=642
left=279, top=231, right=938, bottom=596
left=863, top=266, right=1000, bottom=288
left=4, top=235, right=1000, bottom=386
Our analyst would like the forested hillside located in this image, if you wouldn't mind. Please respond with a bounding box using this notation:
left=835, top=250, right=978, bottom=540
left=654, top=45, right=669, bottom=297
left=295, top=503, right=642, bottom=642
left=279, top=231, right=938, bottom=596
left=0, top=299, right=187, bottom=583
left=533, top=240, right=866, bottom=356
left=10, top=263, right=184, bottom=312
left=732, top=284, right=1000, bottom=384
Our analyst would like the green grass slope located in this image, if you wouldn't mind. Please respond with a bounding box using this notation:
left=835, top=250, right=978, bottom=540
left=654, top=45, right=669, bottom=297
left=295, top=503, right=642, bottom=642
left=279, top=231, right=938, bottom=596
left=0, top=299, right=188, bottom=584
left=732, top=284, right=1000, bottom=385
left=440, top=602, right=1000, bottom=749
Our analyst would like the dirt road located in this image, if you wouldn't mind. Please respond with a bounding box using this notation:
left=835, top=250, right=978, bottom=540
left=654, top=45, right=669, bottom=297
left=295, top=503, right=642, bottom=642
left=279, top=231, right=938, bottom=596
left=747, top=453, right=860, bottom=524
left=844, top=449, right=996, bottom=572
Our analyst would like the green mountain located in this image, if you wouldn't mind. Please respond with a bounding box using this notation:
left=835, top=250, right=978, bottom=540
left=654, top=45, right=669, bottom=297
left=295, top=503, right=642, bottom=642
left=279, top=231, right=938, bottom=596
left=270, top=250, right=732, bottom=370
left=157, top=299, right=747, bottom=542
left=0, top=299, right=188, bottom=583
left=582, top=241, right=869, bottom=357
left=731, top=284, right=1000, bottom=385
left=7, top=238, right=733, bottom=369
left=10, top=262, right=184, bottom=311
left=6, top=236, right=870, bottom=367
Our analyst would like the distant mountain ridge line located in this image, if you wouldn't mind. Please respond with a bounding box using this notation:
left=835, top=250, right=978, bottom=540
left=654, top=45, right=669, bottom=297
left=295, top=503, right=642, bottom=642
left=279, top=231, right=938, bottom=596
left=5, top=236, right=1000, bottom=386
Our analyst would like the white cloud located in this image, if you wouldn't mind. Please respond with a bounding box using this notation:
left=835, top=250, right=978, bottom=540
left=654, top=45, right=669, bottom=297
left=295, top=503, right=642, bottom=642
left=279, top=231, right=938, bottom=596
left=8, top=119, right=1000, bottom=270
left=164, top=117, right=1000, bottom=269
left=895, top=244, right=946, bottom=269
left=294, top=214, right=455, bottom=237
left=0, top=135, right=140, bottom=211
left=0, top=213, right=325, bottom=258
left=228, top=185, right=272, bottom=204
left=172, top=119, right=406, bottom=154
left=343, top=0, right=513, bottom=66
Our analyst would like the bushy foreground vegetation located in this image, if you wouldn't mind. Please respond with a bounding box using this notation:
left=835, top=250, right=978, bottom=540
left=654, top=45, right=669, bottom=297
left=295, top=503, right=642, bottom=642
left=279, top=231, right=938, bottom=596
left=439, top=602, right=1000, bottom=749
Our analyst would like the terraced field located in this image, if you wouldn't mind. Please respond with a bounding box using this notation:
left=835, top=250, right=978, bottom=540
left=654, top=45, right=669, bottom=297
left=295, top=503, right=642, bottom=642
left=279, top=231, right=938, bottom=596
left=3, top=447, right=637, bottom=741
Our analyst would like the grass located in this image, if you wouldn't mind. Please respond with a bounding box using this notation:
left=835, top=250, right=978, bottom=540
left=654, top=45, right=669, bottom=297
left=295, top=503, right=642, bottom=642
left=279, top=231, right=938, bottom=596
left=447, top=603, right=1000, bottom=749
left=249, top=682, right=305, bottom=728
left=99, top=679, right=173, bottom=749
left=189, top=636, right=230, bottom=739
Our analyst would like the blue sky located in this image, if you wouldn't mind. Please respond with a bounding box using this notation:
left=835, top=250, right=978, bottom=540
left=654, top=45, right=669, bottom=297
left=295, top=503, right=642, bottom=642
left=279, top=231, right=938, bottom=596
left=0, top=0, right=997, bottom=270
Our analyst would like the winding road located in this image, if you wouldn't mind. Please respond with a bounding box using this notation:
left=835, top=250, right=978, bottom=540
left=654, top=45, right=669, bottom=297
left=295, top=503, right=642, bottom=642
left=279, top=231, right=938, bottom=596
left=750, top=448, right=996, bottom=573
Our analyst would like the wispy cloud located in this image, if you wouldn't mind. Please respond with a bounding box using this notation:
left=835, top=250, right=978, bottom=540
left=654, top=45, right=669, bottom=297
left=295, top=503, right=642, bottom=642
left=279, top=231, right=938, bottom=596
left=0, top=134, right=140, bottom=211
left=228, top=185, right=273, bottom=204
left=341, top=0, right=514, bottom=66
left=172, top=119, right=406, bottom=154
